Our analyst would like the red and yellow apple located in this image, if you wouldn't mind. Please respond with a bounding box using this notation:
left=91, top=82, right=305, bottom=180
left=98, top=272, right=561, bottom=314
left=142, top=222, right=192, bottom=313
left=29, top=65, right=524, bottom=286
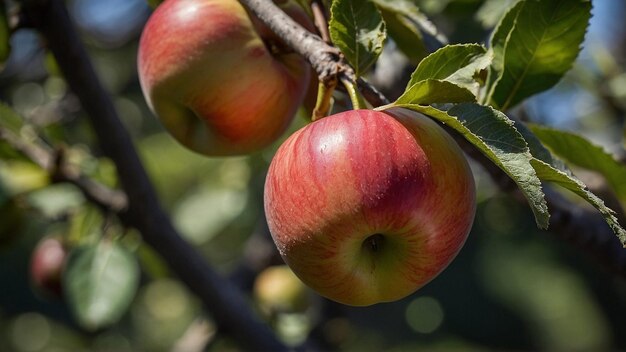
left=264, top=108, right=476, bottom=306
left=30, top=236, right=67, bottom=297
left=138, top=0, right=312, bottom=156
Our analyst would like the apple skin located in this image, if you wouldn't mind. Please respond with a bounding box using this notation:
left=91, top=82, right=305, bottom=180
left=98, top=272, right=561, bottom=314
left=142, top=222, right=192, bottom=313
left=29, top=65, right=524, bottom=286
left=138, top=0, right=312, bottom=156
left=30, top=237, right=67, bottom=297
left=264, top=108, right=476, bottom=306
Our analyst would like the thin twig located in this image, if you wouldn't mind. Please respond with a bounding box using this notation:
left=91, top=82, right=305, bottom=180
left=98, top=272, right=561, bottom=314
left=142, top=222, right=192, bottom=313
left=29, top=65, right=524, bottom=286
left=310, top=0, right=330, bottom=43
left=240, top=0, right=388, bottom=106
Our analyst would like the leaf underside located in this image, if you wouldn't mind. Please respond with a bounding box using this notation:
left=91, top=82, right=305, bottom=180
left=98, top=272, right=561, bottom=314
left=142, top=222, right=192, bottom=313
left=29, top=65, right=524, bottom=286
left=515, top=122, right=626, bottom=246
left=65, top=240, right=140, bottom=330
left=330, top=0, right=386, bottom=77
left=530, top=124, right=626, bottom=201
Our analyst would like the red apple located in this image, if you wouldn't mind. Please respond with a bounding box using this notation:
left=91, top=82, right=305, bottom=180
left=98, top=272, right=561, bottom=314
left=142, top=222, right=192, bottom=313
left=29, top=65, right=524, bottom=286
left=30, top=237, right=67, bottom=297
left=264, top=108, right=476, bottom=306
left=138, top=0, right=312, bottom=156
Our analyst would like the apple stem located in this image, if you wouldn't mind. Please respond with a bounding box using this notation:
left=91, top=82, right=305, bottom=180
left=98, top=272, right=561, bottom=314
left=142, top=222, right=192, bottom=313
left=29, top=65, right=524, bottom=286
left=312, top=79, right=337, bottom=121
left=341, top=77, right=367, bottom=110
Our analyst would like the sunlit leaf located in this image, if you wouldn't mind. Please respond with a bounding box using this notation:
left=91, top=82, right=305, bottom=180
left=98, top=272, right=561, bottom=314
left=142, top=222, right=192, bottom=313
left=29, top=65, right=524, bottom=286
left=0, top=161, right=49, bottom=196
left=488, top=0, right=592, bottom=110
left=64, top=240, right=140, bottom=330
left=329, top=0, right=386, bottom=76
left=531, top=159, right=626, bottom=246
left=406, top=44, right=492, bottom=96
left=530, top=124, right=626, bottom=200
left=68, top=205, right=104, bottom=244
left=475, top=0, right=520, bottom=29
left=26, top=183, right=84, bottom=218
left=371, top=0, right=438, bottom=63
left=513, top=121, right=626, bottom=246
left=396, top=80, right=476, bottom=105
left=483, top=1, right=523, bottom=103
left=174, top=187, right=247, bottom=245
left=376, top=7, right=428, bottom=63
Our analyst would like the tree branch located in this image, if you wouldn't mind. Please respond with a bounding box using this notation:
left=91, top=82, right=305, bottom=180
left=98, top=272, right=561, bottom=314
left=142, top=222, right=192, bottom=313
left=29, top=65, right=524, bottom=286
left=239, top=0, right=389, bottom=106
left=1, top=129, right=128, bottom=212
left=22, top=0, right=287, bottom=350
left=241, top=0, right=626, bottom=278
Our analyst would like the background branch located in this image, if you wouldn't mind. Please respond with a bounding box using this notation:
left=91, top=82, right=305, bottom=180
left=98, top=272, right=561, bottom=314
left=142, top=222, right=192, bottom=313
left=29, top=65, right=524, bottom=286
left=0, top=127, right=127, bottom=212
left=22, top=0, right=287, bottom=350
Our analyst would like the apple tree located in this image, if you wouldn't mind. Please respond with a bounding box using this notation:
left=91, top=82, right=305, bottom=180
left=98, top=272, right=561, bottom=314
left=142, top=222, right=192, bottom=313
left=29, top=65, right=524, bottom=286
left=1, top=0, right=626, bottom=350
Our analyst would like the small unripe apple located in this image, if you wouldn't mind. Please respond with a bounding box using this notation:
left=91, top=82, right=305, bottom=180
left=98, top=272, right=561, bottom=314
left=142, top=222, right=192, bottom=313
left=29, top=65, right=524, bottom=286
left=138, top=0, right=312, bottom=156
left=264, top=108, right=476, bottom=306
left=253, top=265, right=311, bottom=315
left=30, top=236, right=67, bottom=297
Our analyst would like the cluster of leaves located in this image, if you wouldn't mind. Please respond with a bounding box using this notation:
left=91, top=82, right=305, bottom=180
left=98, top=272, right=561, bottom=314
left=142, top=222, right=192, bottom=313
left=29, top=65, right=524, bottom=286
left=328, top=0, right=626, bottom=245
left=0, top=102, right=140, bottom=331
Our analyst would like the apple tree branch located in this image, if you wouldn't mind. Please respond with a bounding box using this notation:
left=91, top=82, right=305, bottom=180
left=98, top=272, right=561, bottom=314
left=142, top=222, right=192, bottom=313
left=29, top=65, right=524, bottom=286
left=0, top=126, right=128, bottom=212
left=239, top=0, right=389, bottom=106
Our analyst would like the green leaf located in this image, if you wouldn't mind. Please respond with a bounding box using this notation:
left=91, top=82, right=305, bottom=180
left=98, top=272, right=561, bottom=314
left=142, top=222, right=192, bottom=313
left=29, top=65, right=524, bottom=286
left=68, top=204, right=104, bottom=244
left=530, top=124, right=626, bottom=200
left=396, top=80, right=476, bottom=105
left=512, top=118, right=568, bottom=172
left=174, top=187, right=247, bottom=245
left=0, top=102, right=25, bottom=135
left=0, top=1, right=10, bottom=68
left=64, top=240, right=140, bottom=330
left=27, top=184, right=84, bottom=218
left=530, top=159, right=626, bottom=246
left=371, top=0, right=438, bottom=63
left=514, top=121, right=626, bottom=246
left=475, top=0, right=520, bottom=29
left=0, top=160, right=49, bottom=196
left=406, top=44, right=492, bottom=96
left=329, top=0, right=386, bottom=76
left=483, top=0, right=523, bottom=103
left=488, top=0, right=592, bottom=110
left=376, top=7, right=429, bottom=63
left=387, top=102, right=549, bottom=228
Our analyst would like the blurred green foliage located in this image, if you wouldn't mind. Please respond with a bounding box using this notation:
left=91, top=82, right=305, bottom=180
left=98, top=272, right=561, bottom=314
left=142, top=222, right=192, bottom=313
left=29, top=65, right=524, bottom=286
left=0, top=0, right=625, bottom=351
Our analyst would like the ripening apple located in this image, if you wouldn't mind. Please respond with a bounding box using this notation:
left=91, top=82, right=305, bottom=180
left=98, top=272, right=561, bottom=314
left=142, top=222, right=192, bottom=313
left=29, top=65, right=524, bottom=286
left=264, top=108, right=476, bottom=306
left=253, top=265, right=311, bottom=315
left=138, top=0, right=313, bottom=156
left=30, top=236, right=67, bottom=297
